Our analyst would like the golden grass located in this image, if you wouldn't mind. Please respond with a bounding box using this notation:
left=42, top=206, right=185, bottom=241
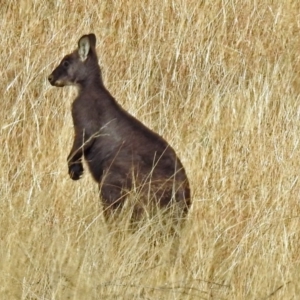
left=2, top=0, right=300, bottom=298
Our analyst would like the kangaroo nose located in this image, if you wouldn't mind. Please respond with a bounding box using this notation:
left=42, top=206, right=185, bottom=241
left=48, top=74, right=54, bottom=83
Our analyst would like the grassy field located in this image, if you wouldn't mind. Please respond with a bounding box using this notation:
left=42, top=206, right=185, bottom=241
left=1, top=0, right=300, bottom=299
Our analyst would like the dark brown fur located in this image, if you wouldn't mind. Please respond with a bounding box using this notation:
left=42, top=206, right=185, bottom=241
left=48, top=33, right=191, bottom=220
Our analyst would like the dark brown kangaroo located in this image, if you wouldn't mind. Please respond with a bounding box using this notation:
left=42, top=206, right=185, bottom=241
left=48, top=33, right=190, bottom=220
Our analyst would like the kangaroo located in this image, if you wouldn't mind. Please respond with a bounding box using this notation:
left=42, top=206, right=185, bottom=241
left=48, top=33, right=191, bottom=220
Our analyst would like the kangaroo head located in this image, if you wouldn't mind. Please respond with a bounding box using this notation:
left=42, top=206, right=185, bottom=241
left=48, top=33, right=98, bottom=87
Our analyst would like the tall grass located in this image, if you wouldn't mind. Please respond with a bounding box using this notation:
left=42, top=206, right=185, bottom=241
left=1, top=0, right=300, bottom=298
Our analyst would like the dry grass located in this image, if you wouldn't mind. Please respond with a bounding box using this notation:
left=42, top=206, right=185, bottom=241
left=1, top=0, right=300, bottom=299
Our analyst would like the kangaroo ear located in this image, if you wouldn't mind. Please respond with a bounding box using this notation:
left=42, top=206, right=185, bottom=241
left=78, top=36, right=90, bottom=61
left=78, top=34, right=97, bottom=61
left=88, top=33, right=96, bottom=48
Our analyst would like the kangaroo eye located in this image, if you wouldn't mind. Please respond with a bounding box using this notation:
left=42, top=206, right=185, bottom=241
left=63, top=60, right=70, bottom=68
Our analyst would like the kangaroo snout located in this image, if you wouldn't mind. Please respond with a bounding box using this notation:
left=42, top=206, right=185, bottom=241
left=48, top=74, right=55, bottom=85
left=48, top=72, right=65, bottom=87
